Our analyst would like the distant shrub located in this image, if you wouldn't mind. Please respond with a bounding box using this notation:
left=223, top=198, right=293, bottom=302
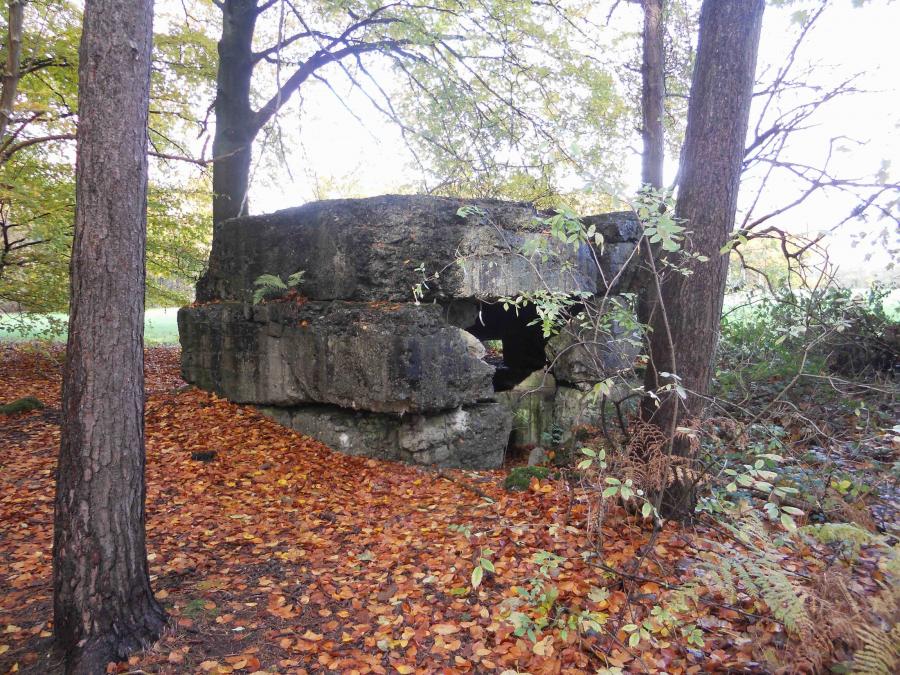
left=0, top=396, right=45, bottom=414
left=718, top=283, right=897, bottom=394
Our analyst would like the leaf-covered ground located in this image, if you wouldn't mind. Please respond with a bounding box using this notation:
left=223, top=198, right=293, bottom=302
left=0, top=346, right=892, bottom=674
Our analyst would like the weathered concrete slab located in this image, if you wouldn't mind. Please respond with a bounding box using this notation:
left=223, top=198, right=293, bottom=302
left=180, top=195, right=643, bottom=469
left=552, top=380, right=637, bottom=441
left=178, top=300, right=495, bottom=414
left=495, top=370, right=556, bottom=447
left=546, top=310, right=640, bottom=388
left=196, top=195, right=636, bottom=304
left=259, top=401, right=511, bottom=469
left=583, top=212, right=641, bottom=293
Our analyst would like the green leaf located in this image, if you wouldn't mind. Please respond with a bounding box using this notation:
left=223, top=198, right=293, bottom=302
left=641, top=502, right=653, bottom=518
left=471, top=565, right=484, bottom=589
left=662, top=238, right=680, bottom=252
left=479, top=558, right=495, bottom=573
left=780, top=513, right=797, bottom=531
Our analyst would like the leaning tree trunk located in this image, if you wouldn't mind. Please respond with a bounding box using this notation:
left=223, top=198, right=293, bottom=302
left=643, top=0, right=764, bottom=519
left=212, top=0, right=258, bottom=225
left=52, top=0, right=165, bottom=671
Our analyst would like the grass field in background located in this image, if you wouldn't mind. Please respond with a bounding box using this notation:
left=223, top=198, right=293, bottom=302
left=1, top=289, right=897, bottom=345
left=0, top=307, right=181, bottom=344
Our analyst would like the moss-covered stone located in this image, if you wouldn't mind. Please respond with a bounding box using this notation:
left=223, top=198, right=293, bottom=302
left=503, top=465, right=550, bottom=491
left=0, top=396, right=45, bottom=415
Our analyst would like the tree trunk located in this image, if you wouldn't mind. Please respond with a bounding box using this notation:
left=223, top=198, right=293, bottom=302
left=52, top=0, right=165, bottom=671
left=212, top=0, right=258, bottom=225
left=643, top=0, right=764, bottom=519
left=640, top=0, right=665, bottom=190
left=635, top=0, right=667, bottom=363
left=0, top=0, right=25, bottom=143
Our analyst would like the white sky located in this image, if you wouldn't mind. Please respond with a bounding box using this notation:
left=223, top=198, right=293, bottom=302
left=238, top=1, right=899, bottom=275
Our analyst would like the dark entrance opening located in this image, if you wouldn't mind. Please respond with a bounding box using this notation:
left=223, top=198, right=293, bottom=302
left=462, top=302, right=548, bottom=392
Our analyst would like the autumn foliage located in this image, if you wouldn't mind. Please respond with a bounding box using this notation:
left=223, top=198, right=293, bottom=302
left=0, top=346, right=893, bottom=673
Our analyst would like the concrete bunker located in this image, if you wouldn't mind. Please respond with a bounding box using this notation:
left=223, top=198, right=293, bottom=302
left=179, top=194, right=639, bottom=469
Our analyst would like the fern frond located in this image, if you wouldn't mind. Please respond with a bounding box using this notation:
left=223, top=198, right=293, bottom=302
left=699, top=513, right=812, bottom=637
left=252, top=273, right=288, bottom=304
left=850, top=623, right=900, bottom=675
left=286, top=270, right=305, bottom=287
left=253, top=274, right=287, bottom=290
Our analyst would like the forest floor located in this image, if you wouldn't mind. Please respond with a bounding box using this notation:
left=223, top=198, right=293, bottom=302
left=0, top=345, right=896, bottom=674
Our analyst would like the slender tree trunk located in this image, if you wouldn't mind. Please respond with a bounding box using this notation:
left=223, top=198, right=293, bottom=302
left=212, top=0, right=258, bottom=225
left=0, top=0, right=25, bottom=142
left=640, top=0, right=665, bottom=190
left=643, top=0, right=764, bottom=518
left=635, top=0, right=667, bottom=368
left=52, top=0, right=165, bottom=671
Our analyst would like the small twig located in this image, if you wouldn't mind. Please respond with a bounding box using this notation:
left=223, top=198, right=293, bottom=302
left=431, top=468, right=495, bottom=503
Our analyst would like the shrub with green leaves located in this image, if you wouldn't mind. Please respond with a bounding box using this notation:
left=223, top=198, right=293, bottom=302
left=718, top=283, right=897, bottom=394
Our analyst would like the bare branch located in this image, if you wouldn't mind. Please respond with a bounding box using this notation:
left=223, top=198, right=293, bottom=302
left=251, top=39, right=410, bottom=133
left=0, top=133, right=75, bottom=161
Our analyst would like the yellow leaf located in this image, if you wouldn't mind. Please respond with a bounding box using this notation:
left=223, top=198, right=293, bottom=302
left=533, top=635, right=554, bottom=656
left=432, top=623, right=460, bottom=635
left=395, top=665, right=415, bottom=674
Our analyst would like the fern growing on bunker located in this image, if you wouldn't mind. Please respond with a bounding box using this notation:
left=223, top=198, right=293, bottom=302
left=252, top=270, right=305, bottom=304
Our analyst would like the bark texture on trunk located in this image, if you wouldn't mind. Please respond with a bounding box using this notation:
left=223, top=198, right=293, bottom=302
left=635, top=0, right=667, bottom=361
left=640, top=0, right=665, bottom=190
left=0, top=0, right=25, bottom=142
left=212, top=0, right=258, bottom=225
left=52, top=0, right=164, bottom=671
left=643, top=0, right=764, bottom=518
